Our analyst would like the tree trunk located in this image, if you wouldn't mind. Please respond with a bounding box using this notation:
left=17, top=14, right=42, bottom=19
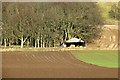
left=54, top=40, right=55, bottom=47
left=52, top=40, right=55, bottom=47
left=67, top=22, right=71, bottom=40
left=9, top=42, right=11, bottom=47
left=21, top=37, right=24, bottom=48
left=63, top=30, right=66, bottom=42
left=48, top=41, right=51, bottom=47
left=8, top=39, right=11, bottom=47
left=1, top=37, right=2, bottom=45
left=40, top=35, right=43, bottom=48
left=48, top=41, right=50, bottom=47
left=29, top=38, right=32, bottom=47
left=37, top=36, right=40, bottom=48
left=20, top=35, right=29, bottom=48
left=65, top=29, right=68, bottom=40
left=47, top=40, right=49, bottom=47
left=35, top=40, right=37, bottom=48
left=43, top=41, right=45, bottom=48
left=27, top=39, right=29, bottom=47
left=4, top=39, right=7, bottom=47
left=45, top=40, right=47, bottom=47
left=67, top=28, right=70, bottom=40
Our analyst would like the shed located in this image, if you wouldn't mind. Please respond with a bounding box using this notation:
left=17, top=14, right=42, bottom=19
left=61, top=38, right=86, bottom=47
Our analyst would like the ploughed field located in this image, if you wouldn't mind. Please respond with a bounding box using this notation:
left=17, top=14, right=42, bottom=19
left=2, top=51, right=118, bottom=78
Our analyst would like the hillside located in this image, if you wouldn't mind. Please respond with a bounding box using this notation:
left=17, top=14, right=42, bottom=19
left=89, top=25, right=118, bottom=50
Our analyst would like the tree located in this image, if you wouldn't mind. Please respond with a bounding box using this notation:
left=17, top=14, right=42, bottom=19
left=2, top=3, right=16, bottom=47
left=109, top=2, right=120, bottom=21
left=8, top=3, right=34, bottom=48
left=2, top=2, right=104, bottom=48
left=56, top=2, right=103, bottom=43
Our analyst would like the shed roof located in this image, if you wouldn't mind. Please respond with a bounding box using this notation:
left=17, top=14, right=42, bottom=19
left=66, top=38, right=80, bottom=42
left=66, top=38, right=84, bottom=43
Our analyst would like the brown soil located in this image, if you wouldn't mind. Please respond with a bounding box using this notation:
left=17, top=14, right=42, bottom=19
left=2, top=51, right=118, bottom=78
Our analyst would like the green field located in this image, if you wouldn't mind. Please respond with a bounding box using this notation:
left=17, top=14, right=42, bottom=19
left=72, top=50, right=119, bottom=68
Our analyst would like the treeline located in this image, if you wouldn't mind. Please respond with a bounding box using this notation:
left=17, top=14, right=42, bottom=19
left=2, top=2, right=103, bottom=48
left=109, top=2, right=120, bottom=21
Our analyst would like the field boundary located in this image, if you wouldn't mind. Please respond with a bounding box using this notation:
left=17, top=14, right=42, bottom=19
left=0, top=47, right=118, bottom=52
